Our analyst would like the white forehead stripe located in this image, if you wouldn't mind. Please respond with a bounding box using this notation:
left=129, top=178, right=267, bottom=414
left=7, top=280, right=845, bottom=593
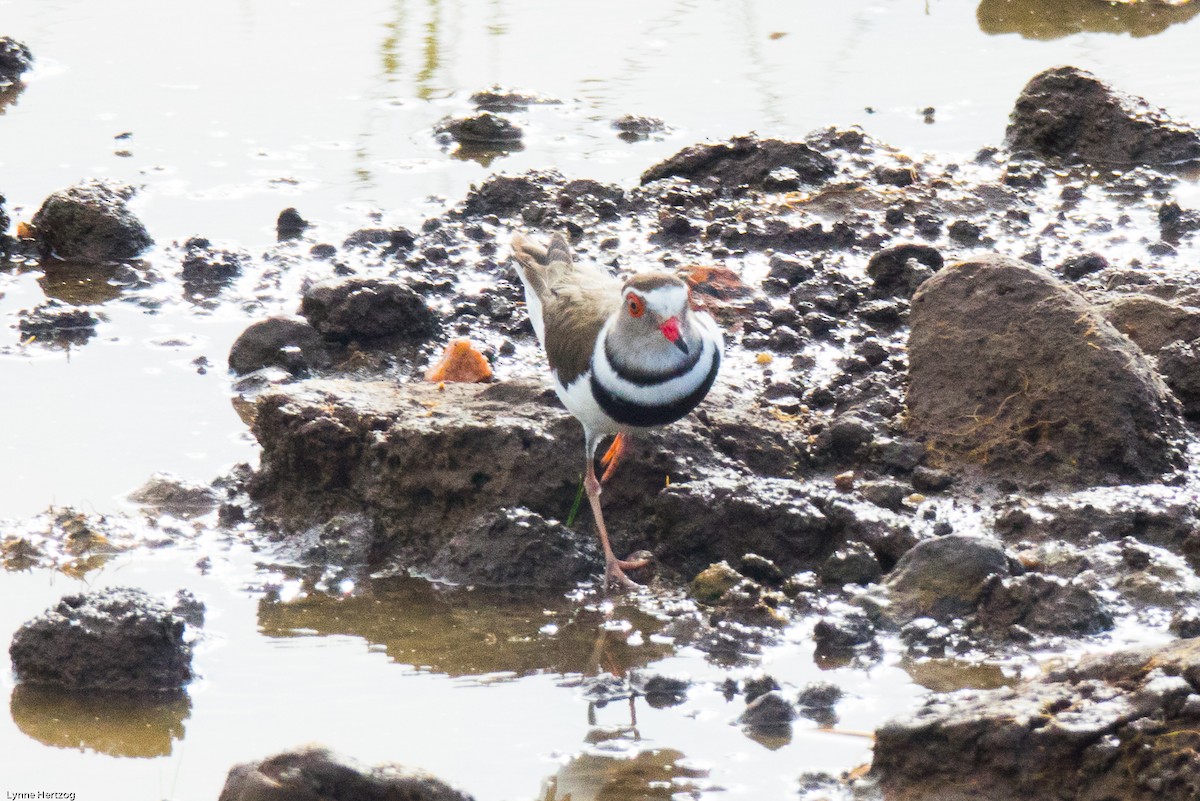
left=639, top=284, right=688, bottom=317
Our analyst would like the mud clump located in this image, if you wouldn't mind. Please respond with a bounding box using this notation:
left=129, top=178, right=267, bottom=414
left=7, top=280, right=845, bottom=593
left=907, top=255, right=1185, bottom=485
left=0, top=37, right=32, bottom=86
left=300, top=276, right=441, bottom=343
left=640, top=134, right=836, bottom=193
left=437, top=112, right=524, bottom=146
left=1006, top=66, right=1200, bottom=169
left=17, top=301, right=99, bottom=346
left=423, top=507, right=599, bottom=588
left=31, top=180, right=154, bottom=263
left=219, top=745, right=474, bottom=801
left=881, top=535, right=1016, bottom=624
left=9, top=587, right=196, bottom=692
left=873, top=639, right=1200, bottom=801
left=228, top=315, right=330, bottom=376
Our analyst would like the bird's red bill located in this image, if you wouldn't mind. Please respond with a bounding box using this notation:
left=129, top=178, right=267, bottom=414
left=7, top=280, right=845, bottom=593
left=660, top=317, right=681, bottom=342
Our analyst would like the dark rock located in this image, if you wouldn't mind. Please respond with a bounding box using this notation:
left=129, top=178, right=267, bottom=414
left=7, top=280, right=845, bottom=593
left=907, top=255, right=1184, bottom=485
left=947, top=219, right=983, bottom=244
left=1170, top=610, right=1200, bottom=639
left=461, top=170, right=564, bottom=218
left=1101, top=294, right=1200, bottom=354
left=1057, top=253, right=1110, bottom=281
left=342, top=226, right=417, bottom=255
left=228, top=315, right=330, bottom=376
left=797, top=681, right=843, bottom=711
left=31, top=180, right=153, bottom=263
left=866, top=243, right=943, bottom=297
left=689, top=562, right=744, bottom=604
left=631, top=670, right=691, bottom=706
left=127, top=472, right=219, bottom=517
left=469, top=85, right=560, bottom=111
left=276, top=207, right=309, bottom=241
left=1159, top=201, right=1200, bottom=242
left=738, top=690, right=796, bottom=729
left=300, top=276, right=440, bottom=342
left=994, top=493, right=1200, bottom=551
left=650, top=477, right=833, bottom=577
left=640, top=135, right=835, bottom=193
left=423, top=507, right=599, bottom=588
left=743, top=674, right=782, bottom=703
left=9, top=587, right=193, bottom=692
left=911, top=466, right=953, bottom=492
left=0, top=37, right=33, bottom=85
left=218, top=745, right=474, bottom=801
left=1158, top=338, right=1200, bottom=418
left=873, top=639, right=1200, bottom=801
left=436, top=112, right=523, bottom=145
left=17, top=301, right=99, bottom=346
left=737, top=553, right=784, bottom=586
left=859, top=479, right=909, bottom=512
left=613, top=114, right=668, bottom=141
left=820, top=542, right=883, bottom=586
left=1006, top=66, right=1200, bottom=169
left=171, top=590, right=206, bottom=628
left=977, top=572, right=1114, bottom=636
left=883, top=535, right=1015, bottom=624
left=180, top=237, right=248, bottom=285
left=813, top=610, right=876, bottom=653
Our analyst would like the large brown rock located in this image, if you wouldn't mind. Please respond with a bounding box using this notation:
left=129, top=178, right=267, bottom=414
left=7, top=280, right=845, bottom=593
left=907, top=255, right=1184, bottom=484
left=247, top=378, right=806, bottom=577
left=1006, top=66, right=1200, bottom=169
left=873, top=639, right=1200, bottom=801
left=1101, top=294, right=1200, bottom=354
left=219, top=745, right=473, bottom=801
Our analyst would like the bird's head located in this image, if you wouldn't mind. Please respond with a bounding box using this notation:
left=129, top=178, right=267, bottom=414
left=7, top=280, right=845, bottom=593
left=617, top=273, right=695, bottom=355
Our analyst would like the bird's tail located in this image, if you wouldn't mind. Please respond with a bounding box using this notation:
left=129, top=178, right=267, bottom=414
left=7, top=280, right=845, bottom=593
left=511, top=231, right=572, bottom=301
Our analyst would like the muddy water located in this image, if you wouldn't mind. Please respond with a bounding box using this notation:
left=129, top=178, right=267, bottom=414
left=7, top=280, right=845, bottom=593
left=3, top=1, right=1200, bottom=799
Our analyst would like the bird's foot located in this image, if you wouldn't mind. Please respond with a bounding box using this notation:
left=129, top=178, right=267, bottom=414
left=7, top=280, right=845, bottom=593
left=604, top=552, right=651, bottom=590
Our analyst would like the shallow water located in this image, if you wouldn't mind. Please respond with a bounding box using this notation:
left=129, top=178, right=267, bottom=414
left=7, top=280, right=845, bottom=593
left=3, top=1, right=1200, bottom=799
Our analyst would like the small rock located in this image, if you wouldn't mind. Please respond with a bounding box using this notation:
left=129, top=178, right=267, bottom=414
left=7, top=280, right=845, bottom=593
left=738, top=690, right=796, bottom=729
left=911, top=466, right=953, bottom=492
left=883, top=535, right=1015, bottom=624
left=228, top=316, right=330, bottom=376
left=0, top=37, right=33, bottom=85
left=9, top=587, right=194, bottom=692
left=1058, top=252, right=1108, bottom=280
left=31, top=180, right=153, bottom=263
left=469, top=85, right=560, bottom=111
left=641, top=135, right=835, bottom=193
left=17, top=301, right=99, bottom=346
left=437, top=113, right=524, bottom=145
left=127, top=472, right=219, bottom=517
left=613, top=114, right=668, bottom=141
left=689, top=562, right=744, bottom=605
left=218, top=745, right=474, bottom=801
left=820, top=542, right=883, bottom=586
left=180, top=237, right=248, bottom=286
left=300, top=276, right=441, bottom=342
left=631, top=670, right=691, bottom=707
left=1158, top=338, right=1200, bottom=418
left=276, top=207, right=309, bottom=241
left=866, top=243, right=943, bottom=297
left=423, top=507, right=600, bottom=588
left=813, top=610, right=876, bottom=653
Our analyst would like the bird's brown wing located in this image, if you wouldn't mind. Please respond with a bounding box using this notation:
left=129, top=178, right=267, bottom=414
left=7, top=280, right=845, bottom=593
left=511, top=232, right=621, bottom=385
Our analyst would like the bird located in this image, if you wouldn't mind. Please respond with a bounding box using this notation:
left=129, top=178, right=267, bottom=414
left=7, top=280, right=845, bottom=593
left=511, top=231, right=723, bottom=588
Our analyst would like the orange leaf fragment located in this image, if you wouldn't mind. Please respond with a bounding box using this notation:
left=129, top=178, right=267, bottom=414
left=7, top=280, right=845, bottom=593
left=424, top=338, right=493, bottom=383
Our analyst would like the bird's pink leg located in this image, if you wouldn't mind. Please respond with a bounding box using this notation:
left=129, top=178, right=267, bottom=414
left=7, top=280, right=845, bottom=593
left=585, top=438, right=648, bottom=590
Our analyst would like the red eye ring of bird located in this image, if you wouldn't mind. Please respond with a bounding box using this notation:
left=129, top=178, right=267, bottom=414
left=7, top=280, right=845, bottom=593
left=626, top=293, right=645, bottom=318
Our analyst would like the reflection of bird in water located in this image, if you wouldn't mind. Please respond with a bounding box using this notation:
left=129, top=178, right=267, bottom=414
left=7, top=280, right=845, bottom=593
left=511, top=231, right=723, bottom=589
left=540, top=748, right=710, bottom=801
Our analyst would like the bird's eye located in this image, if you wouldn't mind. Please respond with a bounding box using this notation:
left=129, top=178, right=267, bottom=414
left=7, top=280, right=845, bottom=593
left=626, top=294, right=645, bottom=318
